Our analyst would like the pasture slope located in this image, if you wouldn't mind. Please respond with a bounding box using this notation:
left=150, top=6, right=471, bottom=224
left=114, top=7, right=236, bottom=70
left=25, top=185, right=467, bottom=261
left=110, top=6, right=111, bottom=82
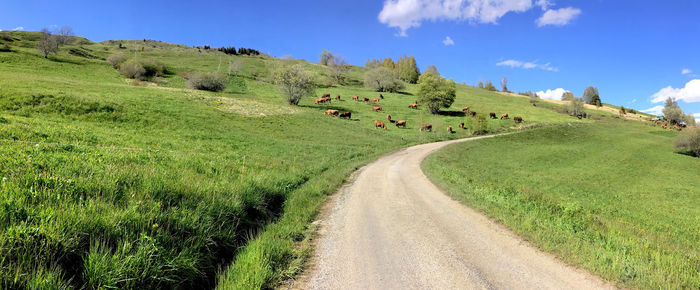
left=0, top=31, right=586, bottom=289
left=424, top=119, right=700, bottom=289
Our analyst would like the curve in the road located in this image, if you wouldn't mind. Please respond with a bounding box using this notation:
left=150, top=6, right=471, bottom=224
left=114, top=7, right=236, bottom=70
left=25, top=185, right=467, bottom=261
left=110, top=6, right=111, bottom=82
left=301, top=135, right=613, bottom=289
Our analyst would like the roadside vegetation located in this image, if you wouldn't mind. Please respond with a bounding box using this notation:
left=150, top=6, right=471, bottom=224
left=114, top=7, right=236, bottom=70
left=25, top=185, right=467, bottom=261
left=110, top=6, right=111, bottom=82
left=423, top=119, right=700, bottom=289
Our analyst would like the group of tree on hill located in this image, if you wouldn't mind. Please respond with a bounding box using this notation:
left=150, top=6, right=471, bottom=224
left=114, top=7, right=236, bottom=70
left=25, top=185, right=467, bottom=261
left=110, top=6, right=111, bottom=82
left=36, top=26, right=74, bottom=58
left=364, top=55, right=420, bottom=83
left=583, top=86, right=602, bottom=107
left=663, top=97, right=696, bottom=126
left=218, top=46, right=261, bottom=56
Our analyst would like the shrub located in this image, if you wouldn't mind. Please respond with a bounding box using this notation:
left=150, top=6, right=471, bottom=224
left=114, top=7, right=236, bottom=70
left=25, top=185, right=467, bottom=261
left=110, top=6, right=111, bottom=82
left=416, top=72, right=456, bottom=114
left=364, top=67, right=404, bottom=93
left=568, top=97, right=585, bottom=117
left=139, top=59, right=167, bottom=77
left=187, top=72, right=227, bottom=92
left=118, top=60, right=146, bottom=79
left=472, top=114, right=488, bottom=135
left=673, top=128, right=700, bottom=157
left=106, top=53, right=128, bottom=68
left=484, top=80, right=497, bottom=91
left=273, top=64, right=315, bottom=105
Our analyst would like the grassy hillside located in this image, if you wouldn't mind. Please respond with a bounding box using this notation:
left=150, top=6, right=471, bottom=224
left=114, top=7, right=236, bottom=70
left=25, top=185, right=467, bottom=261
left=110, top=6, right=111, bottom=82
left=0, top=31, right=588, bottom=288
left=423, top=119, right=699, bottom=289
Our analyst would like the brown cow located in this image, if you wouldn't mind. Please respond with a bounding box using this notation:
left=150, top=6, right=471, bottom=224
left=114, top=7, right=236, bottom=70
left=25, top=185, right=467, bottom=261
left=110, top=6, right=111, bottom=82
left=420, top=124, right=433, bottom=132
left=322, top=93, right=330, bottom=98
left=324, top=109, right=339, bottom=116
left=408, top=103, right=418, bottom=109
left=469, top=111, right=477, bottom=117
left=379, top=94, right=384, bottom=99
left=314, top=98, right=325, bottom=104
left=462, top=106, right=470, bottom=113
left=577, top=114, right=583, bottom=119
left=335, top=95, right=341, bottom=101
left=371, top=98, right=380, bottom=103
left=500, top=113, right=509, bottom=120
left=459, top=121, right=465, bottom=129
left=339, top=111, right=351, bottom=119
left=386, top=114, right=394, bottom=123
left=514, top=116, right=523, bottom=123
left=373, top=106, right=382, bottom=112
left=323, top=97, right=331, bottom=103
left=489, top=112, right=497, bottom=119
left=395, top=120, right=407, bottom=128
left=363, top=97, right=370, bottom=102
left=352, top=95, right=359, bottom=101
left=447, top=126, right=454, bottom=133
left=374, top=120, right=386, bottom=130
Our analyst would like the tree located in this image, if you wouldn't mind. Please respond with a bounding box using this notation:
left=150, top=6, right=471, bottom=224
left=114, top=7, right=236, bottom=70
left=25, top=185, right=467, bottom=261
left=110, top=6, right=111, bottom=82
left=620, top=106, right=627, bottom=115
left=583, top=86, right=601, bottom=106
left=673, top=128, right=700, bottom=157
left=37, top=28, right=59, bottom=58
left=501, top=75, right=508, bottom=92
left=329, top=55, right=349, bottom=84
left=381, top=57, right=395, bottom=70
left=365, top=59, right=380, bottom=69
left=424, top=65, right=439, bottom=76
left=395, top=55, right=419, bottom=83
left=561, top=91, right=574, bottom=101
left=663, top=97, right=685, bottom=125
left=685, top=114, right=697, bottom=127
left=568, top=97, right=585, bottom=117
left=417, top=72, right=456, bottom=114
left=477, top=81, right=483, bottom=88
left=483, top=80, right=497, bottom=91
left=273, top=64, right=316, bottom=105
left=319, top=49, right=333, bottom=66
left=56, top=26, right=74, bottom=46
left=364, top=67, right=404, bottom=92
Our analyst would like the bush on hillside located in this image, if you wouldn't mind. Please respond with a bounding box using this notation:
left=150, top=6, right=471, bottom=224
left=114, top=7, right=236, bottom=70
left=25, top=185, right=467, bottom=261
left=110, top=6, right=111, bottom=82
left=484, top=80, right=497, bottom=91
left=364, top=67, right=404, bottom=93
left=673, top=128, right=700, bottom=157
left=118, top=60, right=146, bottom=79
left=416, top=72, right=456, bottom=114
left=273, top=64, right=316, bottom=105
left=107, top=53, right=128, bottom=68
left=139, top=59, right=167, bottom=77
left=568, top=97, right=586, bottom=117
left=187, top=72, right=227, bottom=92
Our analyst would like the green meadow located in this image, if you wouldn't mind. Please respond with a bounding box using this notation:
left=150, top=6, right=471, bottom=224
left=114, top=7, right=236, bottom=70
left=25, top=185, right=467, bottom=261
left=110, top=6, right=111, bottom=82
left=423, top=119, right=700, bottom=289
left=0, top=32, right=589, bottom=288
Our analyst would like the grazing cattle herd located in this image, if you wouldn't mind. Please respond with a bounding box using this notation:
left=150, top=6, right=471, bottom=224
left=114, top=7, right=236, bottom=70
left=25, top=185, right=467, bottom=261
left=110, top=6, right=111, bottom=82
left=651, top=119, right=690, bottom=131
left=315, top=92, right=526, bottom=133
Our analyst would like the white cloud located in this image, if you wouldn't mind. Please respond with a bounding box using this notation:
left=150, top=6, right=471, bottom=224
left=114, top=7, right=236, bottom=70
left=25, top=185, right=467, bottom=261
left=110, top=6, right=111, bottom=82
left=641, top=105, right=664, bottom=116
left=682, top=68, right=692, bottom=75
left=12, top=27, right=24, bottom=31
left=535, top=0, right=552, bottom=10
left=536, top=7, right=581, bottom=27
left=651, top=79, right=700, bottom=103
left=496, top=59, right=558, bottom=72
left=442, top=36, right=455, bottom=45
left=535, top=88, right=569, bottom=100
left=378, top=0, right=561, bottom=36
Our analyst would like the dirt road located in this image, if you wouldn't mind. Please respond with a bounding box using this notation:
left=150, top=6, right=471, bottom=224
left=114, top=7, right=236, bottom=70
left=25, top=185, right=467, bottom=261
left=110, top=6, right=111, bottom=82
left=302, top=135, right=612, bottom=289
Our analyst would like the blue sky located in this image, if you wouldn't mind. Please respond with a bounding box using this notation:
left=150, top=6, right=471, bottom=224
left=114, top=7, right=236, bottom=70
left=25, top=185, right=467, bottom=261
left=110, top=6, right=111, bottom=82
left=2, top=0, right=699, bottom=119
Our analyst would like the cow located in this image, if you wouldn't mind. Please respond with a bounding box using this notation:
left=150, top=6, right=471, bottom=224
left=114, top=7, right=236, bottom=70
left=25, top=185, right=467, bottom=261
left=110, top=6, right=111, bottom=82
left=462, top=106, right=470, bottom=113
left=363, top=97, right=370, bottom=102
left=314, top=98, right=325, bottom=104
left=386, top=114, right=394, bottom=123
left=662, top=125, right=668, bottom=129
left=469, top=111, right=477, bottom=117
left=339, top=111, right=352, bottom=119
left=352, top=95, right=359, bottom=101
left=500, top=113, right=509, bottom=120
left=447, top=126, right=454, bottom=133
left=373, top=106, right=382, bottom=112
left=324, top=109, right=339, bottom=116
left=420, top=124, right=433, bottom=132
left=374, top=120, right=386, bottom=130
left=514, top=116, right=523, bottom=123
left=322, top=93, right=330, bottom=98
left=379, top=94, right=384, bottom=99
left=459, top=121, right=465, bottom=129
left=323, top=97, right=331, bottom=103
left=371, top=98, right=380, bottom=103
left=577, top=114, right=583, bottom=120
left=335, top=95, right=341, bottom=101
left=489, top=112, right=497, bottom=119
left=395, top=120, right=407, bottom=128
left=408, top=103, right=418, bottom=109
